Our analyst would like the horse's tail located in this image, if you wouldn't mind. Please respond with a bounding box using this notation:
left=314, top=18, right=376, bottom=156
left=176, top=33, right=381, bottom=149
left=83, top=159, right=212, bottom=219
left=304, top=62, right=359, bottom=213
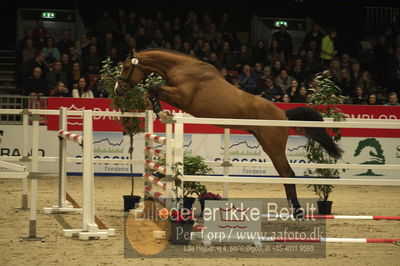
left=285, top=106, right=343, bottom=159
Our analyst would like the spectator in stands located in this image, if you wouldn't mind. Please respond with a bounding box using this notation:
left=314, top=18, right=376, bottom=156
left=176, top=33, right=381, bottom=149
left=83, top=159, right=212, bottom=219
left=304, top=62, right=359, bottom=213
left=303, top=23, right=323, bottom=51
left=82, top=36, right=99, bottom=59
left=33, top=19, right=47, bottom=49
left=286, top=79, right=299, bottom=101
left=281, top=93, right=291, bottom=103
left=163, top=21, right=174, bottom=43
left=367, top=93, right=380, bottom=105
left=384, top=92, right=400, bottom=106
left=252, top=63, right=264, bottom=81
left=272, top=24, right=293, bottom=61
left=46, top=60, right=69, bottom=91
left=56, top=30, right=74, bottom=55
left=126, top=11, right=138, bottom=35
left=92, top=81, right=109, bottom=98
left=95, top=10, right=118, bottom=38
left=72, top=77, right=94, bottom=98
left=22, top=67, right=48, bottom=96
left=271, top=60, right=285, bottom=78
left=135, top=27, right=148, bottom=50
left=69, top=62, right=83, bottom=86
left=327, top=58, right=341, bottom=83
left=22, top=38, right=37, bottom=65
left=17, top=29, right=36, bottom=63
left=116, top=9, right=128, bottom=40
left=173, top=34, right=183, bottom=51
left=107, top=47, right=122, bottom=66
left=303, top=50, right=322, bottom=82
left=238, top=64, right=258, bottom=94
left=205, top=23, right=217, bottom=43
left=340, top=53, right=352, bottom=69
left=100, top=32, right=117, bottom=58
left=84, top=45, right=101, bottom=74
left=219, top=42, right=235, bottom=70
left=207, top=52, right=222, bottom=69
left=337, top=67, right=354, bottom=97
left=25, top=50, right=48, bottom=78
left=350, top=61, right=362, bottom=85
left=235, top=44, right=253, bottom=71
left=172, top=16, right=182, bottom=36
left=60, top=53, right=72, bottom=74
left=253, top=40, right=268, bottom=65
left=357, top=71, right=377, bottom=95
left=275, top=69, right=293, bottom=92
left=352, top=86, right=368, bottom=104
left=289, top=58, right=307, bottom=85
left=220, top=67, right=234, bottom=84
left=261, top=66, right=273, bottom=81
left=51, top=81, right=70, bottom=97
left=153, top=29, right=165, bottom=47
left=220, top=13, right=235, bottom=43
left=259, top=78, right=284, bottom=102
left=267, top=39, right=285, bottom=64
left=68, top=45, right=82, bottom=65
left=320, top=28, right=337, bottom=67
left=43, top=37, right=60, bottom=68
left=292, top=85, right=308, bottom=103
left=74, top=33, right=89, bottom=56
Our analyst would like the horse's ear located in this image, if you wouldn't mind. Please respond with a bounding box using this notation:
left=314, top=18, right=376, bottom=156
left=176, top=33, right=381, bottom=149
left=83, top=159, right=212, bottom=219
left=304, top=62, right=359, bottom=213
left=132, top=49, right=137, bottom=58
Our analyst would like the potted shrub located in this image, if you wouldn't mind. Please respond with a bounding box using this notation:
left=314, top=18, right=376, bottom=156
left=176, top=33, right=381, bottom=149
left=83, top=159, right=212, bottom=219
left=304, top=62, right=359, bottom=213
left=100, top=58, right=165, bottom=211
left=305, top=72, right=346, bottom=214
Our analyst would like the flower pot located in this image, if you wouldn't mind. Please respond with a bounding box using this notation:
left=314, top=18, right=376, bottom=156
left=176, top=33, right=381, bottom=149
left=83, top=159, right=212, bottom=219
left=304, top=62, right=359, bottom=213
left=317, top=200, right=333, bottom=215
left=183, top=197, right=196, bottom=210
left=170, top=221, right=194, bottom=245
left=123, top=195, right=141, bottom=212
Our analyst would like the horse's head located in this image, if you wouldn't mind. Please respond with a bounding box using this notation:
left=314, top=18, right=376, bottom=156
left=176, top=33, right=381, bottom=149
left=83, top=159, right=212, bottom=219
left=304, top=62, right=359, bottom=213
left=114, top=49, right=146, bottom=96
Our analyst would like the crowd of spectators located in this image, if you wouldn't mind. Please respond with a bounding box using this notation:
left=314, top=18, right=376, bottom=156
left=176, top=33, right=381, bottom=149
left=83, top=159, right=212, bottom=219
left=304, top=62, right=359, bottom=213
left=15, top=9, right=400, bottom=105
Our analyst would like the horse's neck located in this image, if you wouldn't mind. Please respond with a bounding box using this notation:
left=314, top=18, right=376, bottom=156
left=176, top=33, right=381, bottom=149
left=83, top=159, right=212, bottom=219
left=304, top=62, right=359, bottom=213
left=139, top=51, right=187, bottom=78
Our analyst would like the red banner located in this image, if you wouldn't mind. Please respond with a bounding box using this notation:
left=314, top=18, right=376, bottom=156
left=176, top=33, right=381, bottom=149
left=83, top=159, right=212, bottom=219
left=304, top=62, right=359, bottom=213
left=47, top=98, right=400, bottom=137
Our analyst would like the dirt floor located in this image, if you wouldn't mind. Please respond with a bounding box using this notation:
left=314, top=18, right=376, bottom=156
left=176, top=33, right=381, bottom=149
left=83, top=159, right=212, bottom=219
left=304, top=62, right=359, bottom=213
left=0, top=176, right=399, bottom=266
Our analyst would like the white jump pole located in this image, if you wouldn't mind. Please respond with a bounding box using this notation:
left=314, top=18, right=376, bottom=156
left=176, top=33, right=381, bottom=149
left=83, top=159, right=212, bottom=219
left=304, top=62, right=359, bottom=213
left=63, top=110, right=114, bottom=240
left=222, top=128, right=230, bottom=198
left=20, top=114, right=44, bottom=241
left=173, top=113, right=184, bottom=206
left=20, top=110, right=29, bottom=210
left=43, top=107, right=81, bottom=214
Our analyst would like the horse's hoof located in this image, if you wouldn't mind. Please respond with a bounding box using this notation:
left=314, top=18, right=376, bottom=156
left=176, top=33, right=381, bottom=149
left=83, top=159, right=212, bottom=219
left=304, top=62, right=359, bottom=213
left=294, top=208, right=304, bottom=220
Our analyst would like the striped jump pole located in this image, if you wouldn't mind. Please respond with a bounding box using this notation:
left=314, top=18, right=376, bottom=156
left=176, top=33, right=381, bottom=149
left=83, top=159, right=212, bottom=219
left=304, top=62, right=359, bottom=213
left=144, top=159, right=167, bottom=175
left=144, top=146, right=166, bottom=158
left=260, top=237, right=400, bottom=244
left=144, top=132, right=167, bottom=145
left=261, top=214, right=400, bottom=221
left=58, top=130, right=83, bottom=145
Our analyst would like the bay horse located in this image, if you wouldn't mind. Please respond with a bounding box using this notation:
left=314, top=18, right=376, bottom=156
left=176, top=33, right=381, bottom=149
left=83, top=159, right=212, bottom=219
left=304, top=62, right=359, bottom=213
left=116, top=49, right=342, bottom=217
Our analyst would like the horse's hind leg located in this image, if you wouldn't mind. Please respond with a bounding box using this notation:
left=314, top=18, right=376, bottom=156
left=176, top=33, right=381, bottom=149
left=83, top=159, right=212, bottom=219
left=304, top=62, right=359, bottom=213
left=253, top=129, right=303, bottom=218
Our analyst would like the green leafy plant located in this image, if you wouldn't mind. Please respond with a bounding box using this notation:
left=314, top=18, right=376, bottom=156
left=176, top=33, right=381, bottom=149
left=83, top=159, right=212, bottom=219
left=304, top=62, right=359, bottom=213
left=100, top=58, right=165, bottom=196
left=306, top=72, right=346, bottom=201
left=162, top=154, right=212, bottom=200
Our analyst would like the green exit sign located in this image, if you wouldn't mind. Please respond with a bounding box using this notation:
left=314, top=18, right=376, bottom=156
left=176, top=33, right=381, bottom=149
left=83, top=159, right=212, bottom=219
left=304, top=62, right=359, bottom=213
left=274, top=21, right=288, bottom=27
left=42, top=12, right=55, bottom=19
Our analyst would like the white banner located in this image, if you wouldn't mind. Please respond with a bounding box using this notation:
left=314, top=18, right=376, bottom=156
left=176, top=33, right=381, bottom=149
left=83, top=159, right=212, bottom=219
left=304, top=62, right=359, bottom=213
left=1, top=125, right=399, bottom=179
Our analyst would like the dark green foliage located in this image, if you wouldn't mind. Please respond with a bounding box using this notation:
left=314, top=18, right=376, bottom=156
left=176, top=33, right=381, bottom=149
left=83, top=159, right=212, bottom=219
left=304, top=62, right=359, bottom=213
left=306, top=73, right=346, bottom=201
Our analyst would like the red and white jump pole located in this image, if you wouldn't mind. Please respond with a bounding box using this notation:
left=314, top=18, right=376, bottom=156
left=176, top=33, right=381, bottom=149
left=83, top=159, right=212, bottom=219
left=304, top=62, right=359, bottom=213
left=261, top=214, right=400, bottom=221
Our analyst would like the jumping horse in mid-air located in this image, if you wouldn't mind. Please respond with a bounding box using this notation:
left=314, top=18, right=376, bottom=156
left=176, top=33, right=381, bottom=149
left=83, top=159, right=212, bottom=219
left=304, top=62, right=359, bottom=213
left=115, top=49, right=342, bottom=217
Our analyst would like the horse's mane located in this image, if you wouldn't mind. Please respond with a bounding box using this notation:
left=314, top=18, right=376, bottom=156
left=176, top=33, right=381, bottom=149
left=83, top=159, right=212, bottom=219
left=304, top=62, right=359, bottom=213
left=138, top=48, right=201, bottom=63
